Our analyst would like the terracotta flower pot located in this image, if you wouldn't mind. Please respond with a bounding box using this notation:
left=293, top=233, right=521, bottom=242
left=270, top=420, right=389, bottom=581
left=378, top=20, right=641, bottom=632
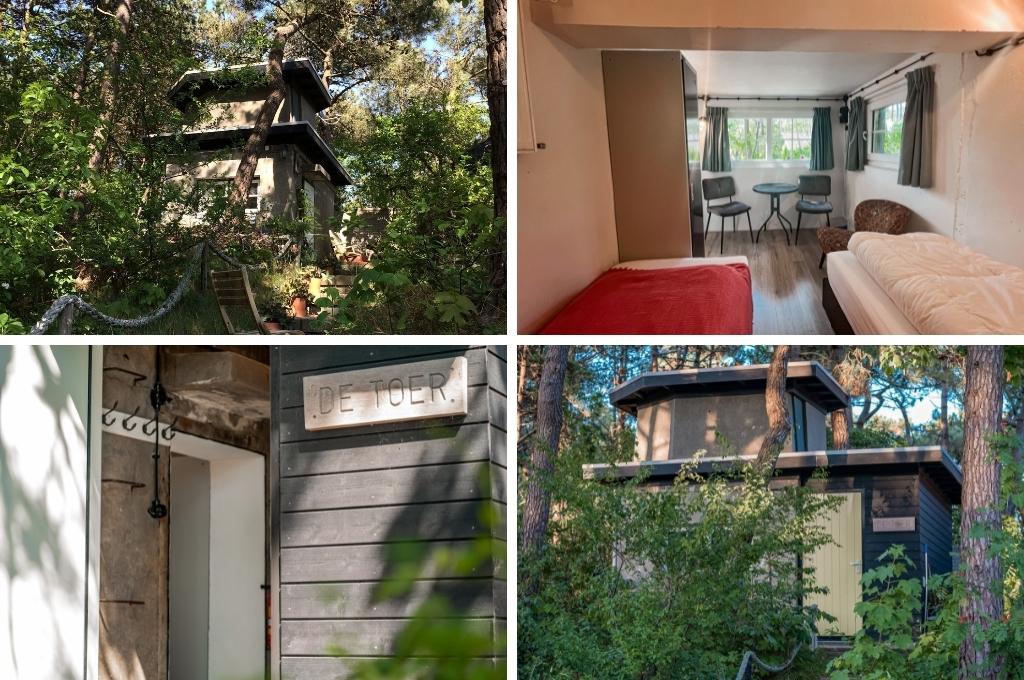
left=291, top=296, right=308, bottom=318
left=264, top=320, right=283, bottom=332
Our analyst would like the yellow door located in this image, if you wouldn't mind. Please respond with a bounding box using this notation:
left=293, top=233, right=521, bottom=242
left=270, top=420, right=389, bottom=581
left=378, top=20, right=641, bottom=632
left=805, top=492, right=863, bottom=636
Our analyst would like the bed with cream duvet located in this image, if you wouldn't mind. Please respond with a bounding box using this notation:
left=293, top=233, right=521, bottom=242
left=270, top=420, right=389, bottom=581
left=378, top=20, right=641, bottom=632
left=824, top=232, right=1024, bottom=335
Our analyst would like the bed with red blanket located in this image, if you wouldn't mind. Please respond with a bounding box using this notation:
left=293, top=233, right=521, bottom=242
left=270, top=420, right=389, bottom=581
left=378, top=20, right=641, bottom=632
left=539, top=257, right=753, bottom=334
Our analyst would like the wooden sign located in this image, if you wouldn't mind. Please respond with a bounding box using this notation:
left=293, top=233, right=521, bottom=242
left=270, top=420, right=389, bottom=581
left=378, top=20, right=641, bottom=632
left=872, top=516, right=915, bottom=533
left=303, top=356, right=468, bottom=430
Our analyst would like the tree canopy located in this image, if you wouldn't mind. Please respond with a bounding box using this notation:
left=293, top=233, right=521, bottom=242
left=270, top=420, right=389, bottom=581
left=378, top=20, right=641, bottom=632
left=0, top=0, right=504, bottom=334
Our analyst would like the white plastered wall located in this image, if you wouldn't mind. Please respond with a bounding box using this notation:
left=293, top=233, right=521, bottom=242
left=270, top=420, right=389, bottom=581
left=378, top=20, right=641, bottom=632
left=0, top=345, right=102, bottom=680
left=517, top=0, right=620, bottom=332
left=845, top=47, right=1024, bottom=268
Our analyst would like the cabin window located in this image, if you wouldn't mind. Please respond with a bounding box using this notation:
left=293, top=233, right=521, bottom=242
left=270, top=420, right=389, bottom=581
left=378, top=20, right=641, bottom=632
left=792, top=396, right=807, bottom=451
left=870, top=100, right=905, bottom=160
left=728, top=115, right=813, bottom=164
left=246, top=177, right=260, bottom=212
left=728, top=117, right=768, bottom=161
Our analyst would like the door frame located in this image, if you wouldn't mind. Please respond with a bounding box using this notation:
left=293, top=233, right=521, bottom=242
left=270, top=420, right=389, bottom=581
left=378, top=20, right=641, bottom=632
left=100, top=408, right=268, bottom=679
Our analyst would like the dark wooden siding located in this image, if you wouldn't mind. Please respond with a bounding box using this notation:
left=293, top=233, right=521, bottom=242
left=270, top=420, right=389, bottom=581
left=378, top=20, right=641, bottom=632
left=808, top=470, right=922, bottom=579
left=270, top=346, right=506, bottom=680
left=918, top=475, right=954, bottom=576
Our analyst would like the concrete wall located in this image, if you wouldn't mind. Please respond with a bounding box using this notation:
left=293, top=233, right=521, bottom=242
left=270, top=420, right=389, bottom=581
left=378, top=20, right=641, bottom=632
left=168, top=146, right=337, bottom=236
left=0, top=345, right=101, bottom=680
left=99, top=347, right=271, bottom=680
left=189, top=84, right=315, bottom=131
left=701, top=101, right=849, bottom=230
left=270, top=346, right=506, bottom=679
left=635, top=392, right=828, bottom=459
left=517, top=0, right=619, bottom=332
left=845, top=48, right=1024, bottom=268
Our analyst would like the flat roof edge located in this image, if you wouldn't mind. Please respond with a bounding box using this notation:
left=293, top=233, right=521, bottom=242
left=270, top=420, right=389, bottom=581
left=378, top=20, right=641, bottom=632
left=584, top=445, right=961, bottom=484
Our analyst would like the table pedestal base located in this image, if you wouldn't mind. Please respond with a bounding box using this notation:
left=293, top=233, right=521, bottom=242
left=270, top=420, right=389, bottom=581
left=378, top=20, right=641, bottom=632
left=755, top=193, right=792, bottom=245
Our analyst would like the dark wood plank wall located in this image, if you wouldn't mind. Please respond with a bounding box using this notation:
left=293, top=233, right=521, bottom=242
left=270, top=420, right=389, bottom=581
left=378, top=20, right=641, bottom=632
left=918, top=475, right=954, bottom=576
left=811, top=470, right=922, bottom=578
left=270, top=346, right=506, bottom=680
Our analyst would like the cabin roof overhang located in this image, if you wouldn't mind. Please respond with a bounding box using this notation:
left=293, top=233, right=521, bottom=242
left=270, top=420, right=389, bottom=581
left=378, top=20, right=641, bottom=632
left=150, top=121, right=352, bottom=186
left=611, top=361, right=849, bottom=415
left=583, top=445, right=963, bottom=503
left=169, top=58, right=332, bottom=112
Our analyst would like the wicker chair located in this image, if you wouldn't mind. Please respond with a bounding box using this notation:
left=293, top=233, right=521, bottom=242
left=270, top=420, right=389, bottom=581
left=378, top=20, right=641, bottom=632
left=817, top=199, right=912, bottom=268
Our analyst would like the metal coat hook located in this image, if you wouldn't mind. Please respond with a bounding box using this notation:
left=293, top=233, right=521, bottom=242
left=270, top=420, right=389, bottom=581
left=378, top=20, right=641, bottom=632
left=122, top=406, right=141, bottom=431
left=142, top=413, right=159, bottom=437
left=102, top=401, right=118, bottom=427
left=161, top=416, right=178, bottom=441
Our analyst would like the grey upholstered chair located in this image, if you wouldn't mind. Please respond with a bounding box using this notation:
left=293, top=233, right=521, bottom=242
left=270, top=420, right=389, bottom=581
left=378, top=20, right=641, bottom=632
left=702, top=176, right=753, bottom=255
left=795, top=175, right=833, bottom=245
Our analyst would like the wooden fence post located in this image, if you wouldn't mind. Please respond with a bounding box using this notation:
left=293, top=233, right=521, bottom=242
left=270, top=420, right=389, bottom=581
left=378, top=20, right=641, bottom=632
left=58, top=304, right=75, bottom=334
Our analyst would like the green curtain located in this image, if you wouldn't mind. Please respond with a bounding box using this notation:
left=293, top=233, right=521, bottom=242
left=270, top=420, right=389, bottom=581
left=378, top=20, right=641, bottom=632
left=898, top=66, right=935, bottom=188
left=702, top=106, right=731, bottom=172
left=810, top=107, right=834, bottom=170
left=846, top=97, right=867, bottom=171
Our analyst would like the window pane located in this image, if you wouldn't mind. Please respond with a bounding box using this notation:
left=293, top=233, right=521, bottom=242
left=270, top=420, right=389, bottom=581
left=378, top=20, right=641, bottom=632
left=246, top=178, right=259, bottom=211
left=770, top=117, right=812, bottom=160
left=728, top=118, right=767, bottom=161
left=686, top=118, right=700, bottom=162
left=872, top=103, right=904, bottom=155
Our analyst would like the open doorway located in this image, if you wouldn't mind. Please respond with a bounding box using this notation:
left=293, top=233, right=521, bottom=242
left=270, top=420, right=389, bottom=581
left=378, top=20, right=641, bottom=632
left=169, top=446, right=264, bottom=680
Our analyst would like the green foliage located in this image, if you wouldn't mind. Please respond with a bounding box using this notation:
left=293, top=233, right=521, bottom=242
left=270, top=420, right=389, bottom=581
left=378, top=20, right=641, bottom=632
left=342, top=100, right=503, bottom=333
left=847, top=425, right=906, bottom=449
left=830, top=432, right=1024, bottom=679
left=519, top=437, right=841, bottom=680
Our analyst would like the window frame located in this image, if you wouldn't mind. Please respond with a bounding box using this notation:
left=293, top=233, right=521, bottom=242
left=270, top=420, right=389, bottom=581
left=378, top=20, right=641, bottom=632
left=867, top=84, right=907, bottom=169
left=725, top=112, right=817, bottom=168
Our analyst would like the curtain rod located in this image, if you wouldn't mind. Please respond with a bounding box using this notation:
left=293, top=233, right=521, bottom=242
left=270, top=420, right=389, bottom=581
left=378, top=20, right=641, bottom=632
left=700, top=95, right=844, bottom=102
left=976, top=35, right=1024, bottom=57
left=847, top=52, right=935, bottom=99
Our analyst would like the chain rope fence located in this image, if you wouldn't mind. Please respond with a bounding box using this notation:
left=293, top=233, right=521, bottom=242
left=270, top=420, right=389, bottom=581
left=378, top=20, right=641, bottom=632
left=733, top=607, right=819, bottom=680
left=30, top=241, right=249, bottom=335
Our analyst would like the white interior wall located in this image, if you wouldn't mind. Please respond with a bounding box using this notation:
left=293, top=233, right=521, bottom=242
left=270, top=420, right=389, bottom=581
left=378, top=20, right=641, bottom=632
left=0, top=345, right=100, bottom=680
left=845, top=47, right=1024, bottom=268
left=169, top=456, right=211, bottom=680
left=700, top=100, right=849, bottom=238
left=208, top=456, right=265, bottom=680
left=517, top=0, right=619, bottom=332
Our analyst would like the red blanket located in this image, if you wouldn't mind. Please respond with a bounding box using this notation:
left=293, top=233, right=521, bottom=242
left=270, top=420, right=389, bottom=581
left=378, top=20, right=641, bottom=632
left=539, top=264, right=753, bottom=334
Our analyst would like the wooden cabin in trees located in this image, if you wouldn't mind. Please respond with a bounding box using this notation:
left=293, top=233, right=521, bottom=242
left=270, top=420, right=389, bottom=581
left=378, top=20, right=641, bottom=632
left=157, top=59, right=352, bottom=254
left=585, top=362, right=963, bottom=637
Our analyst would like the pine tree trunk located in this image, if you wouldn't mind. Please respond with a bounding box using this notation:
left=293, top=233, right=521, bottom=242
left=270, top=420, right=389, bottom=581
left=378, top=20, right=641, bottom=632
left=831, top=409, right=850, bottom=449
left=229, top=29, right=293, bottom=224
left=72, top=2, right=101, bottom=106
left=829, top=345, right=851, bottom=449
left=520, top=345, right=569, bottom=577
left=940, top=381, right=951, bottom=453
left=959, top=345, right=1005, bottom=680
left=756, top=345, right=793, bottom=475
left=483, top=0, right=506, bottom=291
left=88, top=0, right=133, bottom=171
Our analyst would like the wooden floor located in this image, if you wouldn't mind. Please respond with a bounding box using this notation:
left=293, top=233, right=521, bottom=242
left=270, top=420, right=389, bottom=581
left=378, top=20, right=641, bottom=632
left=704, top=223, right=833, bottom=335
